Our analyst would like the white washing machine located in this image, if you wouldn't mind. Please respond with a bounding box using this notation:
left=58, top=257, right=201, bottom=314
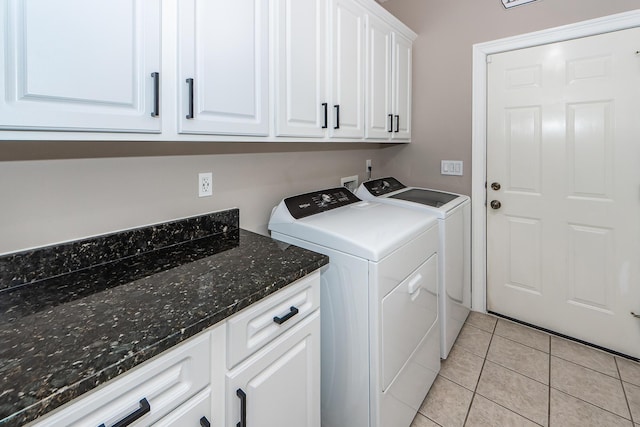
left=268, top=188, right=440, bottom=427
left=356, top=177, right=471, bottom=359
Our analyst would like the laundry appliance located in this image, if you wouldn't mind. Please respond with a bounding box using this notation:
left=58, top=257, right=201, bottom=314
left=356, top=177, right=471, bottom=359
left=268, top=188, right=440, bottom=427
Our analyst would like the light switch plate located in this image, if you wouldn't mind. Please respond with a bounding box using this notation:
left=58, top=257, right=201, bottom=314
left=441, top=160, right=463, bottom=176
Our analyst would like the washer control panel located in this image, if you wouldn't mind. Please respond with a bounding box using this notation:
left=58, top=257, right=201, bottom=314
left=362, top=177, right=406, bottom=196
left=284, top=188, right=361, bottom=219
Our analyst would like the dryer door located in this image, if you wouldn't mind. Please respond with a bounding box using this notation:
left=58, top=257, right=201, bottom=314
left=381, top=252, right=438, bottom=391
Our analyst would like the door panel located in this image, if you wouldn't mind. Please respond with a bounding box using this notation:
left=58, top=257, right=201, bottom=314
left=0, top=0, right=161, bottom=132
left=487, top=27, right=640, bottom=357
left=391, top=33, right=412, bottom=140
left=330, top=0, right=365, bottom=138
left=274, top=0, right=327, bottom=137
left=178, top=0, right=269, bottom=136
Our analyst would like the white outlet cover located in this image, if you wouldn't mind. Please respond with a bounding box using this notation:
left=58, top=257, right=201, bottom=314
left=198, top=172, right=213, bottom=197
left=341, top=175, right=359, bottom=192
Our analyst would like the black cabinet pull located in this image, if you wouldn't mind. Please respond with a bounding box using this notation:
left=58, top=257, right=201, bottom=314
left=200, top=416, right=211, bottom=427
left=273, top=306, right=299, bottom=325
left=322, top=103, right=328, bottom=129
left=334, top=105, right=340, bottom=129
left=151, top=72, right=160, bottom=118
left=394, top=115, right=400, bottom=133
left=388, top=114, right=393, bottom=132
left=186, top=78, right=195, bottom=119
left=236, top=389, right=247, bottom=427
left=97, top=398, right=150, bottom=427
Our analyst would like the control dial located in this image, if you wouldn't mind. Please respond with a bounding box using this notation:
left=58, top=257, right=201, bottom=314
left=319, top=193, right=332, bottom=207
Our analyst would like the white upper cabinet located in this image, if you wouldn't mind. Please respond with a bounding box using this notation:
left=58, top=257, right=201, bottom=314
left=392, top=32, right=412, bottom=140
left=329, top=0, right=366, bottom=139
left=178, top=0, right=270, bottom=136
left=273, top=0, right=328, bottom=137
left=0, top=0, right=414, bottom=141
left=0, top=0, right=161, bottom=133
left=365, top=11, right=414, bottom=141
left=365, top=14, right=393, bottom=139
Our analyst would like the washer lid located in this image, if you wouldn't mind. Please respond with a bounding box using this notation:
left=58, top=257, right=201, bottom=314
left=390, top=188, right=458, bottom=207
left=356, top=177, right=470, bottom=218
left=269, top=190, right=437, bottom=261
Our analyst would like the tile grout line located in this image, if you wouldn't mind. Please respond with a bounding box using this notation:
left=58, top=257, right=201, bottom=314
left=461, top=318, right=496, bottom=426
left=548, top=354, right=635, bottom=422
left=548, top=335, right=551, bottom=427
left=616, top=357, right=635, bottom=424
left=466, top=318, right=546, bottom=426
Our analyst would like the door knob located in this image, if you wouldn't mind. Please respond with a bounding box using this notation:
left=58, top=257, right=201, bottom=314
left=490, top=200, right=502, bottom=209
left=491, top=182, right=501, bottom=191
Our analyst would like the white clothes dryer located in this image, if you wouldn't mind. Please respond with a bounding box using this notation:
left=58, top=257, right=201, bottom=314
left=269, top=188, right=440, bottom=427
left=356, top=177, right=471, bottom=359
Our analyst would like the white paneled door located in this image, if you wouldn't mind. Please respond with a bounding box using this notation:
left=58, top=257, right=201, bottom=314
left=486, top=28, right=640, bottom=357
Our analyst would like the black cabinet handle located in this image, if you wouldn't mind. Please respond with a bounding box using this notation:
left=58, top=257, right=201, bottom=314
left=273, top=306, right=299, bottom=325
left=334, top=105, right=340, bottom=129
left=394, top=115, right=400, bottom=133
left=97, top=398, right=150, bottom=427
left=151, top=72, right=160, bottom=118
left=186, top=78, right=195, bottom=119
left=388, top=114, right=393, bottom=132
left=322, top=103, right=328, bottom=129
left=200, top=416, right=211, bottom=427
left=236, top=389, right=247, bottom=427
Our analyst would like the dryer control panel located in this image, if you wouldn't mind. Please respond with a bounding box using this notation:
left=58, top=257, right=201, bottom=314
left=362, top=177, right=406, bottom=196
left=284, top=188, right=361, bottom=219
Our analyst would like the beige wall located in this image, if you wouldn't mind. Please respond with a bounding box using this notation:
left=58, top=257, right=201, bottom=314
left=0, top=142, right=386, bottom=254
left=380, top=0, right=639, bottom=195
left=2, top=1, right=639, bottom=254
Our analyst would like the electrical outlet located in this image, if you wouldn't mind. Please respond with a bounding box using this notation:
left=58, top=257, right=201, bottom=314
left=198, top=172, right=213, bottom=197
left=341, top=175, right=359, bottom=192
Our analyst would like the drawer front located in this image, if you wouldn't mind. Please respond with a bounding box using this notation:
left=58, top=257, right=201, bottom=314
left=32, top=333, right=211, bottom=427
left=151, top=387, right=212, bottom=427
left=227, top=270, right=320, bottom=369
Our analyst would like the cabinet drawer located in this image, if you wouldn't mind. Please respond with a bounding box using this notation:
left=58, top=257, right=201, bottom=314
left=227, top=270, right=320, bottom=368
left=152, top=387, right=213, bottom=427
left=32, top=333, right=210, bottom=427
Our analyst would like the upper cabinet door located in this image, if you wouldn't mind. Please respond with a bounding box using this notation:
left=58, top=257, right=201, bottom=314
left=392, top=32, right=412, bottom=140
left=274, top=0, right=327, bottom=138
left=178, top=0, right=270, bottom=136
left=0, top=0, right=161, bottom=133
left=365, top=14, right=392, bottom=140
left=329, top=0, right=365, bottom=139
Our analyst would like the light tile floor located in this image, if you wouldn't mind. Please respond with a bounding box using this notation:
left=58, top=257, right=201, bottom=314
left=411, top=312, right=640, bottom=427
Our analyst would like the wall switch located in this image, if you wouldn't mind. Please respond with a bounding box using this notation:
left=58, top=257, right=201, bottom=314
left=198, top=172, right=213, bottom=197
left=441, top=160, right=463, bottom=176
left=341, top=175, right=359, bottom=192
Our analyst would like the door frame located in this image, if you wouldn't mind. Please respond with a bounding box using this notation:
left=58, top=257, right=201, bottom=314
left=471, top=9, right=640, bottom=312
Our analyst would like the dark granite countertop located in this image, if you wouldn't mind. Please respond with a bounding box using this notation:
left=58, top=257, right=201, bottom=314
left=0, top=211, right=328, bottom=427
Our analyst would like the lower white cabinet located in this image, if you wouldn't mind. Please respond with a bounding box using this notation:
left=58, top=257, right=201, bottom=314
left=27, top=271, right=321, bottom=427
left=30, top=333, right=212, bottom=427
left=226, top=310, right=321, bottom=427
